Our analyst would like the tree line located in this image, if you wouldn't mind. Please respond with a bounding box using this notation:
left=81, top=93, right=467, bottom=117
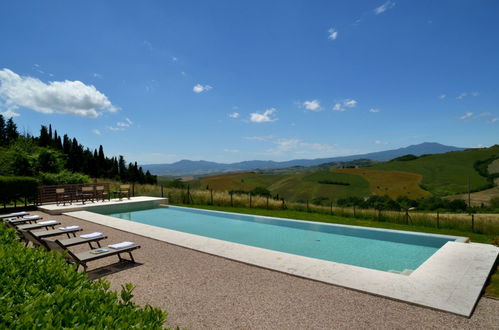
left=0, top=114, right=156, bottom=185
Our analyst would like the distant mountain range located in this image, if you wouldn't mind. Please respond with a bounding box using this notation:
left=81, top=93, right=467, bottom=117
left=142, top=142, right=465, bottom=177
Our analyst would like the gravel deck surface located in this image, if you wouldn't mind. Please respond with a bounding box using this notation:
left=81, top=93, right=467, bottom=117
left=31, top=211, right=499, bottom=329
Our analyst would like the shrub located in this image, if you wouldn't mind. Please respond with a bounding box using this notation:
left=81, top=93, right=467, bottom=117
left=0, top=176, right=38, bottom=205
left=0, top=223, right=167, bottom=328
left=39, top=170, right=91, bottom=185
left=490, top=197, right=499, bottom=210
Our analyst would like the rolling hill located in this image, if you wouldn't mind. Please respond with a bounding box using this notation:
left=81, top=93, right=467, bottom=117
left=144, top=142, right=463, bottom=176
left=185, top=145, right=499, bottom=202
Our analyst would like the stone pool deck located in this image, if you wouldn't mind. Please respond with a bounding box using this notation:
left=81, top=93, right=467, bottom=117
left=25, top=210, right=499, bottom=329
left=67, top=207, right=498, bottom=317
left=38, top=196, right=168, bottom=214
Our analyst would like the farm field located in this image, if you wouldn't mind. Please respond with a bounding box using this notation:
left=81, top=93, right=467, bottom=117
left=332, top=168, right=430, bottom=199
left=446, top=178, right=499, bottom=206
left=183, top=145, right=499, bottom=203
left=367, top=145, right=499, bottom=196
left=192, top=170, right=371, bottom=202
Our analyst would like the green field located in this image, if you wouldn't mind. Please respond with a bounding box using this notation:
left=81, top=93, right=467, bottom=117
left=367, top=145, right=499, bottom=196
left=194, top=170, right=371, bottom=202
left=187, top=145, right=499, bottom=202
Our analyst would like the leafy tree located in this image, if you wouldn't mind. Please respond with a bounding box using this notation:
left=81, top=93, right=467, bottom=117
left=251, top=186, right=271, bottom=197
left=37, top=150, right=62, bottom=173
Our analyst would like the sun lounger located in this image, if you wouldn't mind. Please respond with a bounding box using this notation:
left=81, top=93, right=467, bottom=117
left=17, top=220, right=60, bottom=231
left=6, top=215, right=43, bottom=225
left=43, top=239, right=140, bottom=272
left=0, top=211, right=29, bottom=220
left=31, top=226, right=83, bottom=239
left=21, top=230, right=107, bottom=250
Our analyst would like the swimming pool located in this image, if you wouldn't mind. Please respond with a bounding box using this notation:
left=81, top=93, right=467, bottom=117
left=97, top=205, right=465, bottom=273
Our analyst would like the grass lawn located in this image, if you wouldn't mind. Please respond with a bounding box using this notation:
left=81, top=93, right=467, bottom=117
left=174, top=203, right=499, bottom=298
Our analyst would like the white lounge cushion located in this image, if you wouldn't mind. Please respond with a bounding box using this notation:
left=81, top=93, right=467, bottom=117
left=59, top=225, right=80, bottom=231
left=80, top=232, right=103, bottom=239
left=108, top=241, right=135, bottom=249
left=23, top=215, right=42, bottom=220
left=37, top=220, right=58, bottom=225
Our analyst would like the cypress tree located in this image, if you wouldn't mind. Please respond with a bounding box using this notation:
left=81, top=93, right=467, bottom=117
left=0, top=114, right=6, bottom=146
left=5, top=118, right=19, bottom=144
left=39, top=125, right=50, bottom=147
left=48, top=124, right=53, bottom=146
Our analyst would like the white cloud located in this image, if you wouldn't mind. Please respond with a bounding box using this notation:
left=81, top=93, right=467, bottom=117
left=333, top=99, right=358, bottom=112
left=172, top=56, right=178, bottom=62
left=439, top=94, right=446, bottom=99
left=369, top=108, right=380, bottom=113
left=0, top=68, right=117, bottom=118
left=229, top=112, right=240, bottom=119
left=457, top=91, right=479, bottom=100
left=92, top=73, right=103, bottom=79
left=328, top=28, right=338, bottom=40
left=223, top=149, right=239, bottom=153
left=303, top=100, right=322, bottom=111
left=193, top=84, right=212, bottom=93
left=0, top=109, right=20, bottom=118
left=374, top=140, right=388, bottom=145
left=92, top=129, right=101, bottom=135
left=108, top=118, right=133, bottom=131
left=264, top=138, right=337, bottom=156
left=459, top=112, right=473, bottom=120
left=250, top=108, right=277, bottom=123
left=374, top=1, right=396, bottom=15
left=489, top=118, right=498, bottom=124
left=478, top=112, right=492, bottom=117
left=116, top=117, right=133, bottom=127
left=244, top=135, right=274, bottom=141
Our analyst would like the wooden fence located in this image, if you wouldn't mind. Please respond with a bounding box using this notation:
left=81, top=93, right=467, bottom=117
left=37, top=183, right=112, bottom=205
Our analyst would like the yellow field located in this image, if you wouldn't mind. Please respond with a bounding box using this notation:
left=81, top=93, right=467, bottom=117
left=332, top=168, right=431, bottom=199
left=446, top=178, right=499, bottom=206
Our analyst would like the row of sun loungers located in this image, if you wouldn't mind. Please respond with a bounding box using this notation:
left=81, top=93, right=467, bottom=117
left=2, top=212, right=140, bottom=272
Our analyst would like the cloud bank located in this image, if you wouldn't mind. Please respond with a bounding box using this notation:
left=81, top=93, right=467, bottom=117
left=0, top=68, right=117, bottom=118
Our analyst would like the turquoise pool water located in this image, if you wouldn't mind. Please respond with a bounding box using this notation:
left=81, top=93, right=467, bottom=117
left=102, top=206, right=461, bottom=272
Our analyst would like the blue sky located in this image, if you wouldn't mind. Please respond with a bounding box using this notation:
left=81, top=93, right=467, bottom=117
left=0, top=0, right=498, bottom=164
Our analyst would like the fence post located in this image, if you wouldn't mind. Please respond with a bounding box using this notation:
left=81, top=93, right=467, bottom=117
left=353, top=205, right=356, bottom=217
left=282, top=198, right=286, bottom=210
left=132, top=183, right=135, bottom=197
left=230, top=192, right=233, bottom=207
left=307, top=200, right=310, bottom=212
left=249, top=193, right=252, bottom=208
left=210, top=189, right=213, bottom=205
left=161, top=185, right=164, bottom=197
left=266, top=196, right=269, bottom=209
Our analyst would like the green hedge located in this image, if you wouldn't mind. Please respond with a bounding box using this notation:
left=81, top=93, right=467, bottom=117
left=39, top=170, right=91, bottom=185
left=0, top=223, right=167, bottom=328
left=0, top=176, right=38, bottom=205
